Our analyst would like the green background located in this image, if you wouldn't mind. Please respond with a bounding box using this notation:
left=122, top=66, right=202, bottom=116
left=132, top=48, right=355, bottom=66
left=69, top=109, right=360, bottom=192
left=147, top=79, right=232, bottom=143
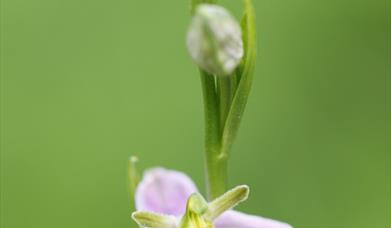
left=1, top=0, right=390, bottom=227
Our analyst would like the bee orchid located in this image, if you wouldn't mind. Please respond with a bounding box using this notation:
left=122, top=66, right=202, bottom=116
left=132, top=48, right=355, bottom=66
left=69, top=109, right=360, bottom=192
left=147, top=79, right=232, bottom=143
left=132, top=168, right=292, bottom=228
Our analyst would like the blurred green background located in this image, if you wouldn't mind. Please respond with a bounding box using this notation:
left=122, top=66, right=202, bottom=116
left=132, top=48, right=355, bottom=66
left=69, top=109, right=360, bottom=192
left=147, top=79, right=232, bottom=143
left=1, top=0, right=390, bottom=227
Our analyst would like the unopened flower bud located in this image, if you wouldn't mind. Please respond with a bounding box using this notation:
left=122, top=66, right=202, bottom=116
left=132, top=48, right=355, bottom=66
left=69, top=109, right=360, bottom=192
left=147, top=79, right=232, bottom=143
left=187, top=4, right=243, bottom=76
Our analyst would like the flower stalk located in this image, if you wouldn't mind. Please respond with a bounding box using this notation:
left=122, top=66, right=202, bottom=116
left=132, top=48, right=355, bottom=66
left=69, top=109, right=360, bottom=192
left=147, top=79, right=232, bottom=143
left=199, top=69, right=227, bottom=199
left=189, top=0, right=257, bottom=200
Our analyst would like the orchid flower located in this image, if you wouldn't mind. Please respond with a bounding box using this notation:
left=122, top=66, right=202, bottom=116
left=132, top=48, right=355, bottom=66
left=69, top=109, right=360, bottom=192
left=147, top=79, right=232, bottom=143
left=132, top=168, right=292, bottom=228
left=128, top=1, right=292, bottom=227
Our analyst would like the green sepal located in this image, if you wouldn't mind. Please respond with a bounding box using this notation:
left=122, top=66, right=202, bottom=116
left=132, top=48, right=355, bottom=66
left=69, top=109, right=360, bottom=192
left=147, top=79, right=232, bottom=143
left=204, top=185, right=250, bottom=220
left=132, top=211, right=177, bottom=228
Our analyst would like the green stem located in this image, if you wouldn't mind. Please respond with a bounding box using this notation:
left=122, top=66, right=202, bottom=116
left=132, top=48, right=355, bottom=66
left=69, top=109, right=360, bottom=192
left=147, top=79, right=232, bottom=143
left=193, top=0, right=256, bottom=202
left=199, top=70, right=227, bottom=200
left=192, top=0, right=229, bottom=201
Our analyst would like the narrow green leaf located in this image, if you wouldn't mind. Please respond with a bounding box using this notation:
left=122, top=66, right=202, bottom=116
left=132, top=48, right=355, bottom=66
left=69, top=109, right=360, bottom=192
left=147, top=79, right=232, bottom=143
left=219, top=0, right=257, bottom=158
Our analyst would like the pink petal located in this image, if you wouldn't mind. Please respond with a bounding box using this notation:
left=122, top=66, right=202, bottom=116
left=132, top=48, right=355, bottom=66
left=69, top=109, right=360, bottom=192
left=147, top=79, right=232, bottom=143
left=135, top=167, right=198, bottom=216
left=214, top=210, right=293, bottom=228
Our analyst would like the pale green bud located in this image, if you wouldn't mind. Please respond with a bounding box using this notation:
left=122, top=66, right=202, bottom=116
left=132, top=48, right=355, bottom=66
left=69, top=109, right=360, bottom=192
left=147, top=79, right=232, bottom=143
left=187, top=4, right=243, bottom=76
